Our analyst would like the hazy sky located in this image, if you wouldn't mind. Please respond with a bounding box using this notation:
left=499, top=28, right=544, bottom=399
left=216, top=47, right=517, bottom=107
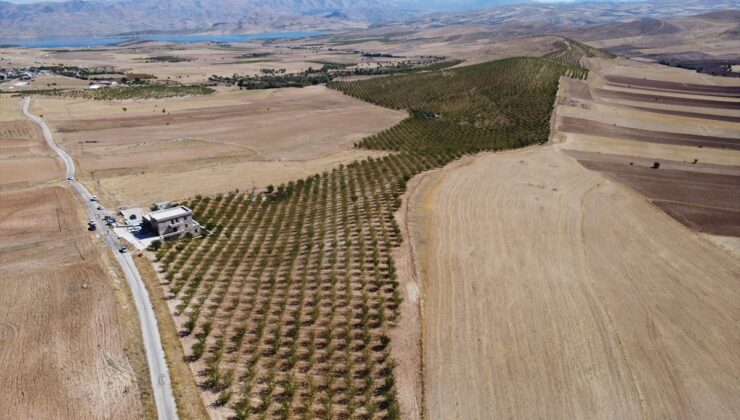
left=2, top=0, right=581, bottom=3
left=4, top=0, right=581, bottom=3
left=5, top=0, right=68, bottom=3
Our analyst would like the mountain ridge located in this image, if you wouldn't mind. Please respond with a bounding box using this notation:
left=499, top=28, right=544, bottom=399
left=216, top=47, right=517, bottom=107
left=1, top=0, right=737, bottom=39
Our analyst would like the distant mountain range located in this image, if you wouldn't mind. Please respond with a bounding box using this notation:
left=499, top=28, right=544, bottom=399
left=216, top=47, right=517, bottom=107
left=1, top=0, right=737, bottom=39
left=0, top=0, right=518, bottom=38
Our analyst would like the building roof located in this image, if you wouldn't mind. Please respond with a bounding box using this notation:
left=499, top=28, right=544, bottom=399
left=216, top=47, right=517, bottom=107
left=120, top=207, right=144, bottom=224
left=147, top=205, right=192, bottom=222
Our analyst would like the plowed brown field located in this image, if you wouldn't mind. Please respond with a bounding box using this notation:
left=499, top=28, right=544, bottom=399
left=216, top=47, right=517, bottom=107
left=556, top=59, right=740, bottom=239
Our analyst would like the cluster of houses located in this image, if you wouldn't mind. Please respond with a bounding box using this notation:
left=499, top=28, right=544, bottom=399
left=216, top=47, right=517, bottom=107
left=0, top=66, right=120, bottom=89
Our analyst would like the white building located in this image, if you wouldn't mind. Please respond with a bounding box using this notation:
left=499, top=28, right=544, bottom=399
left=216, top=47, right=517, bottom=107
left=143, top=205, right=201, bottom=239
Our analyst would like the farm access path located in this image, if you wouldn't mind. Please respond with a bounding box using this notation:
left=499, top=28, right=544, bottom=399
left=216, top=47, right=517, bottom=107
left=23, top=97, right=179, bottom=420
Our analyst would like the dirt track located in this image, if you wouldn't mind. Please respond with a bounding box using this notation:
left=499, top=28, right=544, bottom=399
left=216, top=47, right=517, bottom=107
left=405, top=146, right=740, bottom=419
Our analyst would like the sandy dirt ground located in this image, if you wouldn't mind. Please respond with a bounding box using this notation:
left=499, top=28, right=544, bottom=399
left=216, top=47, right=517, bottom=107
left=0, top=186, right=148, bottom=419
left=403, top=145, right=739, bottom=419
left=30, top=85, right=405, bottom=207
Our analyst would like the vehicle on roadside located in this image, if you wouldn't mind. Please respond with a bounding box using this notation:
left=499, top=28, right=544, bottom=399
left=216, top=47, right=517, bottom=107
left=97, top=205, right=104, bottom=210
left=88, top=220, right=97, bottom=231
left=90, top=195, right=98, bottom=202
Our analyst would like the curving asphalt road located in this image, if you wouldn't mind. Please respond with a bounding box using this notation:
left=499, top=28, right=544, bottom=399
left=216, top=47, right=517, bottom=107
left=23, top=97, right=178, bottom=420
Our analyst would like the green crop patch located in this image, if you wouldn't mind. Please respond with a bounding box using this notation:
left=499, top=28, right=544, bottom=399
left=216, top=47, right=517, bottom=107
left=156, top=56, right=581, bottom=419
left=330, top=57, right=581, bottom=152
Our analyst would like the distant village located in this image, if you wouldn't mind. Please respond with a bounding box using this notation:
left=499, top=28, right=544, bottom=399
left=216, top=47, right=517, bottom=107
left=0, top=65, right=125, bottom=88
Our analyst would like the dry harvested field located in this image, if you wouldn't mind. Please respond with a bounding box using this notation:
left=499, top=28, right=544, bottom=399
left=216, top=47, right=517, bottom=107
left=30, top=85, right=405, bottom=207
left=0, top=185, right=149, bottom=419
left=555, top=58, right=740, bottom=240
left=577, top=159, right=740, bottom=236
left=592, top=87, right=740, bottom=110
left=393, top=56, right=740, bottom=419
left=404, top=146, right=740, bottom=419
left=0, top=97, right=64, bottom=188
left=0, top=96, right=152, bottom=418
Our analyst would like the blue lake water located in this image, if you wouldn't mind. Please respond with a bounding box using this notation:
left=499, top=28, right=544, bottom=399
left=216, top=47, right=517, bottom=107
left=0, top=32, right=325, bottom=49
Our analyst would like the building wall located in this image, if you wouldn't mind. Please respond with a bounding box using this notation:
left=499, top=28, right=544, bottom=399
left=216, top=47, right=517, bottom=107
left=151, top=215, right=200, bottom=239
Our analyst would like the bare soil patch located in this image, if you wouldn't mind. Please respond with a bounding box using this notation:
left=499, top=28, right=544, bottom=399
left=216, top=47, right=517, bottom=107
left=617, top=105, right=740, bottom=123
left=561, top=133, right=740, bottom=167
left=564, top=149, right=740, bottom=176
left=0, top=157, right=63, bottom=186
left=656, top=201, right=740, bottom=237
left=603, top=75, right=740, bottom=97
left=593, top=87, right=740, bottom=109
left=559, top=116, right=740, bottom=150
left=556, top=58, right=740, bottom=240
left=578, top=159, right=740, bottom=235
